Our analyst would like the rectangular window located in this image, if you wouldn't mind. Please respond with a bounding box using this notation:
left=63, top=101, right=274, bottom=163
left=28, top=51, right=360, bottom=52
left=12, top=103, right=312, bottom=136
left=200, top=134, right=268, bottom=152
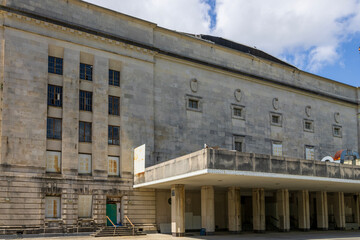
left=109, top=96, right=120, bottom=115
left=45, top=196, right=61, bottom=218
left=108, top=156, right=120, bottom=176
left=79, top=122, right=92, bottom=142
left=78, top=195, right=93, bottom=218
left=233, top=135, right=244, bottom=152
left=272, top=142, right=283, bottom=156
left=108, top=126, right=120, bottom=145
left=333, top=125, right=342, bottom=138
left=48, top=85, right=62, bottom=107
left=188, top=99, right=199, bottom=109
left=78, top=154, right=92, bottom=174
left=47, top=118, right=62, bottom=139
left=305, top=146, right=315, bottom=160
left=80, top=63, right=93, bottom=81
left=79, top=90, right=92, bottom=111
left=231, top=104, right=245, bottom=120
left=270, top=113, right=282, bottom=127
left=109, top=69, right=120, bottom=86
left=46, top=151, right=61, bottom=173
left=303, top=119, right=314, bottom=132
left=48, top=56, right=63, bottom=75
left=235, top=141, right=242, bottom=152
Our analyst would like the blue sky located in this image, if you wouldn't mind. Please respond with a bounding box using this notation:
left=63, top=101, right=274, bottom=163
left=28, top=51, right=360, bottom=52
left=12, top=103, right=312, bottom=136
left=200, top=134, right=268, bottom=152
left=85, top=0, right=360, bottom=87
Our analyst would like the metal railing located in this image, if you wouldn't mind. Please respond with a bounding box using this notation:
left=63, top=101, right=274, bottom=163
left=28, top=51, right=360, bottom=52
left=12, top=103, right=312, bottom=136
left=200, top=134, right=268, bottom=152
left=124, top=215, right=135, bottom=236
left=106, top=216, right=117, bottom=236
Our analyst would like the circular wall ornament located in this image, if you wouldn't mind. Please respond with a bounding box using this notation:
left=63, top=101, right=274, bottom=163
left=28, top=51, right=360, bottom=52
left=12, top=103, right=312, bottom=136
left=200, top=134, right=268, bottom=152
left=272, top=98, right=279, bottom=110
left=334, top=112, right=340, bottom=123
left=305, top=106, right=311, bottom=117
left=234, top=89, right=242, bottom=102
left=190, top=78, right=198, bottom=92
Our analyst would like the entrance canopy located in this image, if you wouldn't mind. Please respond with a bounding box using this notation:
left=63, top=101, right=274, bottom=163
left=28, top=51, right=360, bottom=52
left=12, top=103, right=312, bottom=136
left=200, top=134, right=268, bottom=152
left=134, top=148, right=360, bottom=192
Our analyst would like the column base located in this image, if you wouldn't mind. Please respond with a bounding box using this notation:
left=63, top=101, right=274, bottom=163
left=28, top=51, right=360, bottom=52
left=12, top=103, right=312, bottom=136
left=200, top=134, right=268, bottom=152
left=254, top=230, right=266, bottom=233
left=172, top=232, right=185, bottom=237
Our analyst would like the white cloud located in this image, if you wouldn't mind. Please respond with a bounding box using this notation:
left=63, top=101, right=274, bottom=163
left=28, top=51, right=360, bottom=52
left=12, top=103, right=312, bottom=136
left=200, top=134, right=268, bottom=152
left=84, top=0, right=211, bottom=34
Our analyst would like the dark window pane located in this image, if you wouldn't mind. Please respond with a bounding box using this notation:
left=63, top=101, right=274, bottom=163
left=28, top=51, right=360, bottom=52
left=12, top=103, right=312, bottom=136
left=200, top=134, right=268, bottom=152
left=109, top=69, right=120, bottom=86
left=47, top=118, right=61, bottom=139
left=79, top=91, right=92, bottom=111
left=48, top=56, right=63, bottom=75
left=80, top=63, right=92, bottom=81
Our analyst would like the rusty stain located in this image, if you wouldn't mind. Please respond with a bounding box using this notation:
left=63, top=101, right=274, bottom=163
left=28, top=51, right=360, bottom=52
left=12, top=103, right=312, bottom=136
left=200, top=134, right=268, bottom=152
left=54, top=156, right=60, bottom=173
left=53, top=199, right=57, bottom=217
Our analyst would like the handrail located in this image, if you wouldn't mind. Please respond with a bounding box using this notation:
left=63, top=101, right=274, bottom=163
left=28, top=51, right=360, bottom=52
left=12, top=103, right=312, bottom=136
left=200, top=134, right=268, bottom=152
left=106, top=216, right=117, bottom=235
left=124, top=215, right=135, bottom=236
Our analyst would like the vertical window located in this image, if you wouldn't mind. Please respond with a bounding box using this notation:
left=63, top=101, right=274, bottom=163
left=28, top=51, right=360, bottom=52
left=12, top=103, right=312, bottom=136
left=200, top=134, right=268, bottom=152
left=48, top=85, right=62, bottom=107
left=235, top=141, right=242, bottom=152
left=333, top=125, right=342, bottom=138
left=47, top=118, right=62, bottom=139
left=80, top=63, right=93, bottom=81
left=188, top=99, right=199, bottom=109
left=233, top=135, right=244, bottom=152
left=108, top=156, right=120, bottom=176
left=109, top=69, right=120, bottom=86
left=272, top=142, right=283, bottom=156
left=78, top=195, right=93, bottom=218
left=303, top=120, right=314, bottom=132
left=79, top=122, right=92, bottom=142
left=79, top=91, right=92, bottom=111
left=45, top=196, right=61, bottom=218
left=78, top=154, right=92, bottom=174
left=109, top=96, right=120, bottom=115
left=305, top=146, right=315, bottom=160
left=48, top=56, right=63, bottom=75
left=46, top=151, right=61, bottom=173
left=108, top=126, right=120, bottom=145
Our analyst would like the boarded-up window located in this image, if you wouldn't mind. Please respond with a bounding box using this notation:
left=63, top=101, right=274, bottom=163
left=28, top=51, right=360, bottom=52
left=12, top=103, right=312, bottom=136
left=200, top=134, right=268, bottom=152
left=78, top=195, right=92, bottom=218
left=46, top=151, right=61, bottom=173
left=305, top=146, right=315, bottom=160
left=272, top=142, right=283, bottom=156
left=45, top=196, right=61, bottom=218
left=78, top=154, right=92, bottom=174
left=108, top=156, right=120, bottom=176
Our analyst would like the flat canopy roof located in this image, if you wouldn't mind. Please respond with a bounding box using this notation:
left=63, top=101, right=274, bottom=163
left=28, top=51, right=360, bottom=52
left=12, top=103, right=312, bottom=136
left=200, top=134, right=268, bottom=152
left=134, top=149, right=360, bottom=193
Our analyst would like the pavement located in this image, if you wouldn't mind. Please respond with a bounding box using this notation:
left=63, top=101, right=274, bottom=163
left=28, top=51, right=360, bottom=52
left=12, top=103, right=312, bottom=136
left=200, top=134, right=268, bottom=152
left=3, top=231, right=360, bottom=240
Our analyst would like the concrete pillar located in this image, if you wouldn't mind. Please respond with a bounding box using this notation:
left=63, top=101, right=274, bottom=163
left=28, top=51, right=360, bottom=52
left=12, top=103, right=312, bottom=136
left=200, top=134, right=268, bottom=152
left=228, top=187, right=241, bottom=233
left=297, top=190, right=310, bottom=231
left=334, top=192, right=346, bottom=230
left=277, top=189, right=290, bottom=232
left=171, top=184, right=185, bottom=237
left=316, top=191, right=328, bottom=230
left=201, top=186, right=215, bottom=234
left=252, top=188, right=265, bottom=233
left=352, top=194, right=360, bottom=228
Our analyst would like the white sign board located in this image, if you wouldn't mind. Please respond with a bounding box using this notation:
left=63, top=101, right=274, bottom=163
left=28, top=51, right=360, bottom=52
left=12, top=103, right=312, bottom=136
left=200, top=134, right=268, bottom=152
left=134, top=144, right=145, bottom=175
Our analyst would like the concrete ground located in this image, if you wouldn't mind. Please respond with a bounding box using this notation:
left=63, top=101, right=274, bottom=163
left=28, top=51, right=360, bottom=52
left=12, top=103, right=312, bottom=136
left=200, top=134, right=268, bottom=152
left=3, top=231, right=360, bottom=240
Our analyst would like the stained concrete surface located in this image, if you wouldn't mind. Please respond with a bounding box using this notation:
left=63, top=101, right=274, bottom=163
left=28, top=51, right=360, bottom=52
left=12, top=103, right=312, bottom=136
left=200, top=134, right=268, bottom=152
left=3, top=231, right=360, bottom=240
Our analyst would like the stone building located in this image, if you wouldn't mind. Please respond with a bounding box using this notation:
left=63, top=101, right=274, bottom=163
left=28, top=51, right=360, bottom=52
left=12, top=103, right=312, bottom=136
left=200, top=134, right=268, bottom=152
left=0, top=0, right=359, bottom=236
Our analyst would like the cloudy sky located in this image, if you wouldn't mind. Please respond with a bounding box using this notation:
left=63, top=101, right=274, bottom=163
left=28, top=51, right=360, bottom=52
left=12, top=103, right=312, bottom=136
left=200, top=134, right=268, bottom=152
left=84, top=0, right=360, bottom=86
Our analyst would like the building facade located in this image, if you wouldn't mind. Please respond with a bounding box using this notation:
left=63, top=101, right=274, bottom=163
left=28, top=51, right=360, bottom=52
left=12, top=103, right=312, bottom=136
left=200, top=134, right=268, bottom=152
left=0, top=0, right=359, bottom=236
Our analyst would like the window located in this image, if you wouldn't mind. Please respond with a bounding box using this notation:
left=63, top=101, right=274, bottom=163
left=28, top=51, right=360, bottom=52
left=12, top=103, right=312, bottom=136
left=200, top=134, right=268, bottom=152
left=109, top=96, right=120, bottom=115
left=45, top=196, right=61, bottom=218
left=270, top=113, right=282, bottom=127
left=47, top=118, right=62, bottom=139
left=79, top=122, right=92, bottom=142
left=233, top=135, right=244, bottom=152
left=48, top=56, right=63, bottom=75
left=305, top=146, right=315, bottom=160
left=333, top=125, right=342, bottom=138
left=48, top=85, right=62, bottom=107
left=78, top=195, right=92, bottom=218
left=188, top=99, right=199, bottom=109
left=303, top=120, right=314, bottom=132
left=79, top=91, right=92, bottom=111
left=46, top=151, right=61, bottom=173
left=272, top=141, right=283, bottom=156
left=109, top=69, right=120, bottom=86
left=186, top=95, right=202, bottom=112
left=231, top=104, right=245, bottom=120
left=108, top=156, right=120, bottom=176
left=78, top=154, right=92, bottom=174
left=80, top=63, right=93, bottom=81
left=108, top=126, right=120, bottom=145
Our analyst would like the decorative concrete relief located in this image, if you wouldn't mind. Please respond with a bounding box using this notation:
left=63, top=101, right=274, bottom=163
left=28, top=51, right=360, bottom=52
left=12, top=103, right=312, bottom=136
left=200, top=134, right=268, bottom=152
left=272, top=98, right=279, bottom=110
left=190, top=78, right=198, bottom=92
left=334, top=112, right=340, bottom=123
left=305, top=105, right=311, bottom=117
left=234, top=89, right=242, bottom=102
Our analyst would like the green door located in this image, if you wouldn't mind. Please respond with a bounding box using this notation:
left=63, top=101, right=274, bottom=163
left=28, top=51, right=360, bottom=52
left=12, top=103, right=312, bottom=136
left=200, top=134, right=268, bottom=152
left=106, top=204, right=117, bottom=226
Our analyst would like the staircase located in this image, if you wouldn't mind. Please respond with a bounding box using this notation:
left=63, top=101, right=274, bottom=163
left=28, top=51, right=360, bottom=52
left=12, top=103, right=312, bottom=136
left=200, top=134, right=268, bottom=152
left=92, top=226, right=145, bottom=237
